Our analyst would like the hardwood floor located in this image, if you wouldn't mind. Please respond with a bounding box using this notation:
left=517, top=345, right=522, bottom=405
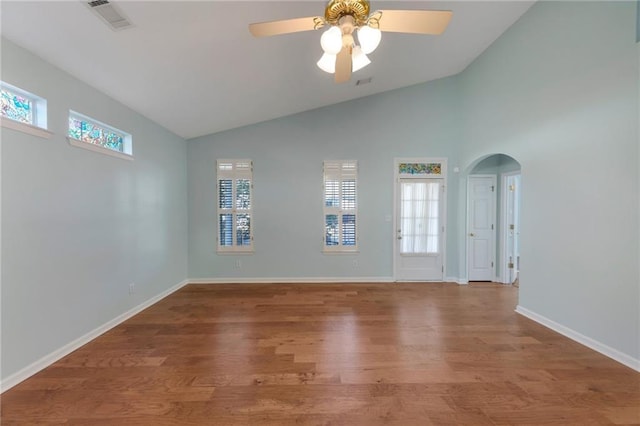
left=2, top=282, right=639, bottom=425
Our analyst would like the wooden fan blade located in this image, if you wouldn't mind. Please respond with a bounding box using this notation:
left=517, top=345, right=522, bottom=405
left=335, top=46, right=352, bottom=84
left=376, top=10, right=452, bottom=35
left=249, top=16, right=324, bottom=37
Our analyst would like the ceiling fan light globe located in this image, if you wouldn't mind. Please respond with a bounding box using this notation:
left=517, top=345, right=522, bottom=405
left=357, top=25, right=381, bottom=54
left=351, top=46, right=371, bottom=72
left=320, top=26, right=343, bottom=54
left=317, top=53, right=337, bottom=73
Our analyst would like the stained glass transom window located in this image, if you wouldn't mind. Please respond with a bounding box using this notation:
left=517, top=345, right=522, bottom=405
left=399, top=163, right=442, bottom=175
left=1, top=88, right=33, bottom=124
left=0, top=82, right=49, bottom=137
left=68, top=114, right=125, bottom=153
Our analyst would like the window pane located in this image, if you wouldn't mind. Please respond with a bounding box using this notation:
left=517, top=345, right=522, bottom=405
left=219, top=179, right=233, bottom=209
left=68, top=117, right=83, bottom=141
left=342, top=214, right=356, bottom=246
left=342, top=179, right=356, bottom=210
left=325, top=214, right=339, bottom=246
left=68, top=115, right=124, bottom=152
left=1, top=89, right=33, bottom=124
left=236, top=214, right=251, bottom=246
left=400, top=181, right=439, bottom=254
left=325, top=180, right=339, bottom=207
left=219, top=214, right=233, bottom=246
left=236, top=179, right=251, bottom=210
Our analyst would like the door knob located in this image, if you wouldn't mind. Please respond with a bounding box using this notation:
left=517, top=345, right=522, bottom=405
left=469, top=233, right=475, bottom=237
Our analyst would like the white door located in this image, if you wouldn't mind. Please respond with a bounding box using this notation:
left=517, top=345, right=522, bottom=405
left=394, top=178, right=444, bottom=281
left=467, top=175, right=496, bottom=281
left=503, top=173, right=521, bottom=283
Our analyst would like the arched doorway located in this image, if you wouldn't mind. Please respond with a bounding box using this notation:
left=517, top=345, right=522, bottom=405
left=465, top=154, right=521, bottom=284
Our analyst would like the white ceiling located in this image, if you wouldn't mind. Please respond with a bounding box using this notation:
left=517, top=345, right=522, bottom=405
left=0, top=1, right=534, bottom=140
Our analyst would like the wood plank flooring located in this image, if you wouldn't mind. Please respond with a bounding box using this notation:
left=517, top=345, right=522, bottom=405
left=2, top=282, right=639, bottom=425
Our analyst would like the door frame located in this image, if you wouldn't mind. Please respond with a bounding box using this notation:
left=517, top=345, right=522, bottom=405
left=466, top=174, right=497, bottom=282
left=393, top=157, right=448, bottom=281
left=499, top=171, right=521, bottom=284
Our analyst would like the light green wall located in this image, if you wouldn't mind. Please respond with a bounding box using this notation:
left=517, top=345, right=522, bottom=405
left=188, top=78, right=462, bottom=279
left=1, top=38, right=189, bottom=381
left=459, top=1, right=639, bottom=358
left=2, top=0, right=638, bottom=384
left=187, top=1, right=639, bottom=362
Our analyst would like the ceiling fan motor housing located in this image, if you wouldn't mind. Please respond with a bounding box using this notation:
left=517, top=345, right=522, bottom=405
left=324, top=0, right=370, bottom=26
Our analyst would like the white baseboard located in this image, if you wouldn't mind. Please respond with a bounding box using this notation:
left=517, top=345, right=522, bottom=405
left=188, top=276, right=395, bottom=284
left=1, top=279, right=189, bottom=393
left=444, top=277, right=468, bottom=285
left=516, top=305, right=640, bottom=372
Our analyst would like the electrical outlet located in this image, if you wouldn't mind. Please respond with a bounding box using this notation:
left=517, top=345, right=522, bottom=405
left=129, top=282, right=135, bottom=295
left=235, top=259, right=242, bottom=269
left=352, top=259, right=358, bottom=268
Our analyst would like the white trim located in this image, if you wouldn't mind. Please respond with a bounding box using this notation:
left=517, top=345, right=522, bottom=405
left=516, top=305, right=640, bottom=372
left=1, top=117, right=53, bottom=139
left=500, top=171, right=521, bottom=285
left=445, top=276, right=469, bottom=285
left=68, top=137, right=134, bottom=161
left=0, top=279, right=189, bottom=393
left=188, top=276, right=395, bottom=284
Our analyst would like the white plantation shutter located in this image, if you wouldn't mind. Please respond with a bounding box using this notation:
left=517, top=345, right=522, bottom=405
left=217, top=159, right=253, bottom=252
left=323, top=160, right=358, bottom=252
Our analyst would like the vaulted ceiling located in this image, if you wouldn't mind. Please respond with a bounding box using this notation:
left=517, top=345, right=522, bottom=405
left=0, top=1, right=534, bottom=139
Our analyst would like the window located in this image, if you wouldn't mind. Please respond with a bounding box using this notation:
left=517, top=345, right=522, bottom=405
left=68, top=110, right=132, bottom=159
left=323, top=160, right=358, bottom=252
left=0, top=81, right=50, bottom=138
left=217, top=159, right=253, bottom=253
left=400, top=181, right=440, bottom=254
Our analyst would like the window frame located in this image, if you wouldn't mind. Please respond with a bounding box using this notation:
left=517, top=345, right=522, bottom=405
left=0, top=81, right=52, bottom=139
left=323, top=160, right=358, bottom=253
left=216, top=159, right=254, bottom=254
left=67, top=110, right=133, bottom=161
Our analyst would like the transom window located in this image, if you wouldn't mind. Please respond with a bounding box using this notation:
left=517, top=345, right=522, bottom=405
left=68, top=111, right=132, bottom=157
left=323, top=160, right=358, bottom=252
left=217, top=159, right=253, bottom=253
left=1, top=87, right=33, bottom=124
left=0, top=81, right=48, bottom=134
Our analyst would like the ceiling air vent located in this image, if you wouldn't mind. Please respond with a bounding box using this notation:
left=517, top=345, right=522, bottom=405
left=86, top=0, right=132, bottom=31
left=355, top=77, right=373, bottom=86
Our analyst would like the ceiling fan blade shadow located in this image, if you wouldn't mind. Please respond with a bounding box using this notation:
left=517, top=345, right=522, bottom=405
left=249, top=16, right=324, bottom=37
left=376, top=10, right=452, bottom=35
left=334, top=46, right=352, bottom=84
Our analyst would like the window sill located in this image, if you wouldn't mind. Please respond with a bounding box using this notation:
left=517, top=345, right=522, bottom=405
left=216, top=250, right=254, bottom=255
left=323, top=249, right=360, bottom=255
left=67, top=137, right=133, bottom=161
left=1, top=118, right=53, bottom=139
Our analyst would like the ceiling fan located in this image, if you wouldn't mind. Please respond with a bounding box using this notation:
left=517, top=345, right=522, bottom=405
left=249, top=0, right=452, bottom=84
